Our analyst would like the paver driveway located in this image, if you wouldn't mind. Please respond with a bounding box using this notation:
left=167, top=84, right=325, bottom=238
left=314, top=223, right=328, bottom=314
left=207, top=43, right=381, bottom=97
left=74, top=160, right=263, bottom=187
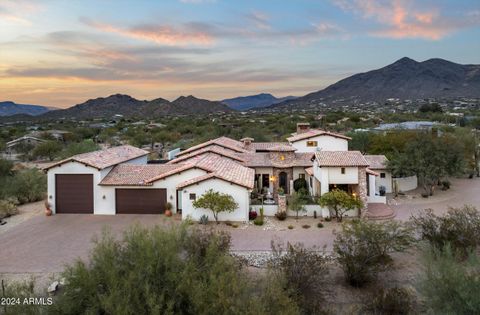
left=0, top=213, right=336, bottom=273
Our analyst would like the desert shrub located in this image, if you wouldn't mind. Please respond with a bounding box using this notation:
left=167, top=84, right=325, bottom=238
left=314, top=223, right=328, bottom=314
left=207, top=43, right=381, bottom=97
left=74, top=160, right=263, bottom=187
left=0, top=278, right=50, bottom=315
left=0, top=197, right=19, bottom=219
left=231, top=223, right=238, bottom=228
left=31, top=141, right=62, bottom=161
left=362, top=287, right=416, bottom=315
left=1, top=169, right=46, bottom=204
left=60, top=140, right=98, bottom=158
left=301, top=224, right=310, bottom=229
left=317, top=222, right=324, bottom=228
left=0, top=158, right=13, bottom=177
left=319, top=189, right=363, bottom=222
left=254, top=217, right=264, bottom=226
left=411, top=206, right=480, bottom=256
left=275, top=211, right=287, bottom=221
left=271, top=243, right=329, bottom=315
left=418, top=245, right=480, bottom=315
left=249, top=210, right=257, bottom=220
left=225, top=220, right=233, bottom=226
left=293, top=178, right=307, bottom=192
left=441, top=180, right=450, bottom=190
left=324, top=216, right=332, bottom=222
left=199, top=214, right=209, bottom=225
left=52, top=225, right=297, bottom=315
left=288, top=225, right=294, bottom=229
left=334, top=220, right=414, bottom=286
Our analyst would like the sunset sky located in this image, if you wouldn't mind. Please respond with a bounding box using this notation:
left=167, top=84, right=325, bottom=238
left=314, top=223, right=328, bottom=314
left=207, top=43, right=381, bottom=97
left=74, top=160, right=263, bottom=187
left=1, top=0, right=479, bottom=108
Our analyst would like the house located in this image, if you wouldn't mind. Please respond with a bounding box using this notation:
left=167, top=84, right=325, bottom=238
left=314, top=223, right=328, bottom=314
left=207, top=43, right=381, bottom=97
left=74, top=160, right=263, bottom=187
left=5, top=136, right=45, bottom=155
left=365, top=155, right=393, bottom=194
left=45, top=123, right=387, bottom=221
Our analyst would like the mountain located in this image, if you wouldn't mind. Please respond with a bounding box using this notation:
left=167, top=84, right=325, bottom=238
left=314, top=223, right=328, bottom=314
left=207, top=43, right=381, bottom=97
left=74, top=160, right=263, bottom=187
left=39, top=94, right=232, bottom=120
left=270, top=57, right=480, bottom=109
left=0, top=101, right=56, bottom=116
left=222, top=93, right=297, bottom=110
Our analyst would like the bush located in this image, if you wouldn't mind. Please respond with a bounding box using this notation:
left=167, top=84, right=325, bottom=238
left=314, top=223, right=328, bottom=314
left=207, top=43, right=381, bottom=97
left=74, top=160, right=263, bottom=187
left=334, top=220, right=414, bottom=287
left=421, top=192, right=429, bottom=198
left=317, top=222, right=324, bottom=228
left=199, top=214, right=208, bottom=225
left=271, top=243, right=329, bottom=314
left=249, top=210, right=257, bottom=220
left=441, top=180, right=450, bottom=190
left=52, top=225, right=298, bottom=314
left=254, top=217, right=264, bottom=226
left=225, top=220, right=232, bottom=226
left=1, top=169, right=46, bottom=204
left=0, top=279, right=49, bottom=315
left=0, top=158, right=13, bottom=177
left=362, top=287, right=416, bottom=315
left=60, top=140, right=98, bottom=158
left=301, top=225, right=310, bottom=229
left=288, top=225, right=294, bottom=230
left=231, top=223, right=238, bottom=228
left=275, top=211, right=287, bottom=221
left=0, top=197, right=19, bottom=219
left=324, top=217, right=332, bottom=222
left=411, top=206, right=480, bottom=256
left=419, top=245, right=480, bottom=314
left=293, top=178, right=307, bottom=192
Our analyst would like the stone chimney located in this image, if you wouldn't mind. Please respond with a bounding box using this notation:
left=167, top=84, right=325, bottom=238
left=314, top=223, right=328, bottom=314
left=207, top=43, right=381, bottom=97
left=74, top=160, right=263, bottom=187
left=240, top=137, right=254, bottom=148
left=296, top=123, right=310, bottom=134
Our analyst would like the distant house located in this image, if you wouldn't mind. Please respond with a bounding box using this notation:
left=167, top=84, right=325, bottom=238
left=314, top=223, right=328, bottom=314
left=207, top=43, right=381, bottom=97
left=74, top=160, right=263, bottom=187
left=5, top=136, right=45, bottom=155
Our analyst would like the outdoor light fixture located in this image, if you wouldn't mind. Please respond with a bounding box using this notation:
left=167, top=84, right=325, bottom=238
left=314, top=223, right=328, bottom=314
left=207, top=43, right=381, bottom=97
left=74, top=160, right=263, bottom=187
left=280, top=155, right=285, bottom=161
left=102, top=195, right=106, bottom=199
left=269, top=175, right=276, bottom=182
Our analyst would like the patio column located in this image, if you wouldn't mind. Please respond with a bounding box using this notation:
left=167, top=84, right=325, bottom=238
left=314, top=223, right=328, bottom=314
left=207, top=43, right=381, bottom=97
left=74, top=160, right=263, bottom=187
left=368, top=174, right=376, bottom=197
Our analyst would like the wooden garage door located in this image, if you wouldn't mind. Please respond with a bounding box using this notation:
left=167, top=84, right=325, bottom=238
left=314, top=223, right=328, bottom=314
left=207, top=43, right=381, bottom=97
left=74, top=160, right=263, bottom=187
left=115, top=189, right=166, bottom=214
left=55, top=174, right=94, bottom=214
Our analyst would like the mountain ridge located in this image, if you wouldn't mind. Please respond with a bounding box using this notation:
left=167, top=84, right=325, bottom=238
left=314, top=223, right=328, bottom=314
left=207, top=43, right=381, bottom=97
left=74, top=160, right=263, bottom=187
left=222, top=93, right=297, bottom=110
left=0, top=101, right=57, bottom=116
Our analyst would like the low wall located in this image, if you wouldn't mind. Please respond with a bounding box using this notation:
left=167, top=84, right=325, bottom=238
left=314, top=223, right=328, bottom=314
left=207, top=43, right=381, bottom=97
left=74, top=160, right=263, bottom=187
left=393, top=175, right=418, bottom=192
left=367, top=195, right=387, bottom=204
left=251, top=204, right=357, bottom=218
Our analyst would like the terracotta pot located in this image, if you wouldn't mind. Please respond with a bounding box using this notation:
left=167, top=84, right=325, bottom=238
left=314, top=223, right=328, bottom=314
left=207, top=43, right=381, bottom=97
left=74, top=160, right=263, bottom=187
left=45, top=208, right=52, bottom=216
left=165, top=209, right=172, bottom=217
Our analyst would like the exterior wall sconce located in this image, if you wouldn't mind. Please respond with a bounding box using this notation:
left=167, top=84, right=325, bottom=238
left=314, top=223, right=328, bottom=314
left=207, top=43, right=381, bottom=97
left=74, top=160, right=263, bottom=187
left=269, top=175, right=276, bottom=182
left=49, top=195, right=52, bottom=199
left=280, top=155, right=285, bottom=161
left=352, top=192, right=357, bottom=198
left=170, top=195, right=173, bottom=200
left=102, top=195, right=106, bottom=199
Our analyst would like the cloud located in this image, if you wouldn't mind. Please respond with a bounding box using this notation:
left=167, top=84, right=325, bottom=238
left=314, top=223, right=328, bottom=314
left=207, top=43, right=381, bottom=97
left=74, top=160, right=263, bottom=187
left=0, top=0, right=41, bottom=25
left=246, top=11, right=271, bottom=30
left=332, top=0, right=480, bottom=40
left=80, top=17, right=214, bottom=46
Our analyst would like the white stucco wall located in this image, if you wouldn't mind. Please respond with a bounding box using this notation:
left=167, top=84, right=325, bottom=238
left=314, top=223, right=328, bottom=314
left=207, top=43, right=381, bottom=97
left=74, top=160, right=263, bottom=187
left=393, top=175, right=418, bottom=192
left=290, top=135, right=348, bottom=153
left=326, top=167, right=358, bottom=184
left=373, top=170, right=393, bottom=193
left=97, top=168, right=208, bottom=215
left=180, top=178, right=250, bottom=222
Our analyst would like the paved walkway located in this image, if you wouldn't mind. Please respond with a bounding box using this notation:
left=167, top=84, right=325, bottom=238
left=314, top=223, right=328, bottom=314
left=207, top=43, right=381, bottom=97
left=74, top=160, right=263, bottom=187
left=366, top=203, right=396, bottom=220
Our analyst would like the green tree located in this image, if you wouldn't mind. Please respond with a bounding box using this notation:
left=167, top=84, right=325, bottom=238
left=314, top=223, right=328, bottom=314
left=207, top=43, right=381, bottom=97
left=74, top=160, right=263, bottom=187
left=334, top=220, right=414, bottom=287
left=193, top=189, right=238, bottom=223
left=419, top=245, right=480, bottom=315
left=32, top=141, right=62, bottom=161
left=0, top=159, right=13, bottom=177
left=388, top=135, right=464, bottom=196
left=318, top=189, right=363, bottom=222
left=288, top=191, right=307, bottom=220
left=60, top=140, right=99, bottom=158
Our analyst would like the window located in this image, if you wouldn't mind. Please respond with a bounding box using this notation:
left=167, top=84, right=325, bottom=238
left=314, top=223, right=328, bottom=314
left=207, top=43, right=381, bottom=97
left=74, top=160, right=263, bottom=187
left=299, top=174, right=305, bottom=179
left=306, top=141, right=318, bottom=147
left=341, top=167, right=345, bottom=174
left=189, top=193, right=196, bottom=200
left=309, top=177, right=313, bottom=187
left=380, top=173, right=386, bottom=178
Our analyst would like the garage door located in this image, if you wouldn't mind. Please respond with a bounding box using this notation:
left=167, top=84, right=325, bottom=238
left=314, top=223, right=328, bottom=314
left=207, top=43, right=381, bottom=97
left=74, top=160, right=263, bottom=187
left=115, top=189, right=166, bottom=214
left=55, top=174, right=94, bottom=214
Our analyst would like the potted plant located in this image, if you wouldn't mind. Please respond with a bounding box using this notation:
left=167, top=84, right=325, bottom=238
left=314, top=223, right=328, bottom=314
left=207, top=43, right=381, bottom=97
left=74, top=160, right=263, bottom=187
left=44, top=200, right=52, bottom=216
left=165, top=202, right=173, bottom=217
left=278, top=187, right=285, bottom=196
left=379, top=186, right=386, bottom=196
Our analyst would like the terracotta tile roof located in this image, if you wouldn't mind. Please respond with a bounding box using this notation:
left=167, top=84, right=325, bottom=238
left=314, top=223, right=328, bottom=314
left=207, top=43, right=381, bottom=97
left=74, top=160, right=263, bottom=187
left=287, top=129, right=351, bottom=143
left=176, top=136, right=246, bottom=157
left=315, top=151, right=369, bottom=167
left=364, top=155, right=388, bottom=169
left=241, top=152, right=314, bottom=168
left=305, top=167, right=314, bottom=176
left=265, top=144, right=297, bottom=152
left=44, top=145, right=149, bottom=170
left=100, top=164, right=188, bottom=186
left=168, top=145, right=245, bottom=164
left=366, top=168, right=380, bottom=176
left=176, top=153, right=255, bottom=189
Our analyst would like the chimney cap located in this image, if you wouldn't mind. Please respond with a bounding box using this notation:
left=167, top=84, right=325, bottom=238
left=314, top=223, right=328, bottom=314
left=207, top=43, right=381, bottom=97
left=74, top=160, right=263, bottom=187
left=240, top=137, right=254, bottom=142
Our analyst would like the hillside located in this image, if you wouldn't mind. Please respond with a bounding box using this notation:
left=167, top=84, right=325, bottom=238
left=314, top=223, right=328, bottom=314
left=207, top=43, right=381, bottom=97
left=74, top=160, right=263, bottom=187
left=0, top=101, right=56, bottom=116
left=222, top=93, right=297, bottom=110
left=270, top=57, right=480, bottom=109
left=40, top=94, right=232, bottom=120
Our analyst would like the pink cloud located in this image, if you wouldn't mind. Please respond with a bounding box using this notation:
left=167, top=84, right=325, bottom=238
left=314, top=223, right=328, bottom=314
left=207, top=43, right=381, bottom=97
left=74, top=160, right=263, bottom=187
left=332, top=0, right=480, bottom=40
left=81, top=18, right=214, bottom=46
